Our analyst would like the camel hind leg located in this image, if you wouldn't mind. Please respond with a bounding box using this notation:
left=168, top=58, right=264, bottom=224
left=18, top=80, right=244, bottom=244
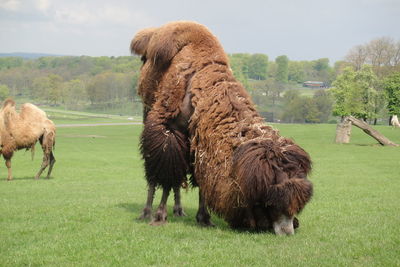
left=173, top=186, right=186, bottom=217
left=35, top=153, right=49, bottom=180
left=138, top=183, right=156, bottom=220
left=46, top=151, right=56, bottom=179
left=150, top=186, right=170, bottom=226
left=35, top=131, right=56, bottom=179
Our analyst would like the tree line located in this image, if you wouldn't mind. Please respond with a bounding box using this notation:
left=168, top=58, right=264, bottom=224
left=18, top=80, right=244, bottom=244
left=0, top=36, right=399, bottom=123
left=0, top=56, right=141, bottom=113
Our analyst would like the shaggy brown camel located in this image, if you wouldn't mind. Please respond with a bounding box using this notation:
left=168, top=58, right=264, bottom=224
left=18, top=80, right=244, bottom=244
left=0, top=99, right=56, bottom=181
left=131, top=21, right=313, bottom=235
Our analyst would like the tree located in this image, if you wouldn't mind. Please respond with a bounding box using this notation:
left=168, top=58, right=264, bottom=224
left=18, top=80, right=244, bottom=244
left=0, top=84, right=10, bottom=101
left=345, top=37, right=400, bottom=77
left=313, top=89, right=333, bottom=122
left=86, top=72, right=131, bottom=109
left=332, top=65, right=379, bottom=120
left=62, top=79, right=87, bottom=110
left=32, top=76, right=51, bottom=100
left=247, top=54, right=268, bottom=80
left=48, top=74, right=63, bottom=104
left=275, top=55, right=289, bottom=83
left=281, top=90, right=321, bottom=123
left=229, top=53, right=251, bottom=87
left=345, top=45, right=368, bottom=71
left=383, top=72, right=400, bottom=123
left=288, top=61, right=305, bottom=83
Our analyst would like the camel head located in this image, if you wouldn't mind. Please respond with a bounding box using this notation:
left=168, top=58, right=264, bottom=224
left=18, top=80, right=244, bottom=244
left=232, top=138, right=313, bottom=235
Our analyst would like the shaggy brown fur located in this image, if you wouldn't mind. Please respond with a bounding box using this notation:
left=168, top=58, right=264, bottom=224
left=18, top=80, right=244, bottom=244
left=0, top=99, right=56, bottom=181
left=131, top=21, right=313, bottom=234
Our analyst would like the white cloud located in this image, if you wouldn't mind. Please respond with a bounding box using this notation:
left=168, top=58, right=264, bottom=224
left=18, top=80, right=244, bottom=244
left=51, top=3, right=153, bottom=27
left=0, top=0, right=21, bottom=11
left=54, top=4, right=96, bottom=25
left=35, top=0, right=51, bottom=11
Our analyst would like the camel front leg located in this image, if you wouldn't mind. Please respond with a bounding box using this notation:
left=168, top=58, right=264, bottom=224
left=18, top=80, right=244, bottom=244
left=172, top=186, right=186, bottom=217
left=138, top=183, right=156, bottom=220
left=150, top=187, right=170, bottom=226
left=5, top=159, right=12, bottom=181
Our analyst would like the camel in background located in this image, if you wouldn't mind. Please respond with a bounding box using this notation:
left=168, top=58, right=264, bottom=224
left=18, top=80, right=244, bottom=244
left=0, top=99, right=56, bottom=181
left=391, top=115, right=400, bottom=128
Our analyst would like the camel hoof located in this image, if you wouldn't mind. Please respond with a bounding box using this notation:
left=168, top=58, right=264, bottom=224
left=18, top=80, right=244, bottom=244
left=196, top=214, right=215, bottom=227
left=150, top=210, right=167, bottom=226
left=198, top=221, right=215, bottom=227
left=173, top=207, right=186, bottom=217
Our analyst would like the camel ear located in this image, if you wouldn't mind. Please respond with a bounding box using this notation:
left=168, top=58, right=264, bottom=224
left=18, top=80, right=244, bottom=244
left=265, top=178, right=313, bottom=216
left=130, top=27, right=156, bottom=56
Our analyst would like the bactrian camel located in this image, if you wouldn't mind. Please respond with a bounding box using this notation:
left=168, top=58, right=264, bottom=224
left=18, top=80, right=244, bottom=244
left=131, top=21, right=313, bottom=235
left=0, top=99, right=56, bottom=181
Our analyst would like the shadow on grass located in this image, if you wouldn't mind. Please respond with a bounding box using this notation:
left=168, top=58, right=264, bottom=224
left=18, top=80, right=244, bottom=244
left=2, top=176, right=55, bottom=181
left=117, top=202, right=277, bottom=235
left=117, top=202, right=227, bottom=228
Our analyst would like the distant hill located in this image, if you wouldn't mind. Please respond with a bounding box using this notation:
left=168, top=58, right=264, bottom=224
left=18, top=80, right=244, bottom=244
left=0, top=52, right=65, bottom=59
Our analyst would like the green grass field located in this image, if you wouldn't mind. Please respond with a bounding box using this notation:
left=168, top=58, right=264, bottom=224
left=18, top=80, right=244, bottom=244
left=1, top=121, right=399, bottom=266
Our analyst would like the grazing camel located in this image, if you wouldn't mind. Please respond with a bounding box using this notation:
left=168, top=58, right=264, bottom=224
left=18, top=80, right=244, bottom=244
left=0, top=99, right=56, bottom=181
left=131, top=21, right=313, bottom=234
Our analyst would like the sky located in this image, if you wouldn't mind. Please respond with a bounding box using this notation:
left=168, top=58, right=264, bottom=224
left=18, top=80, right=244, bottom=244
left=0, top=0, right=399, bottom=63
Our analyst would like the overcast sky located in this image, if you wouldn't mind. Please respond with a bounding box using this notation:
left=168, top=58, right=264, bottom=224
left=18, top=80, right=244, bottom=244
left=1, top=0, right=399, bottom=63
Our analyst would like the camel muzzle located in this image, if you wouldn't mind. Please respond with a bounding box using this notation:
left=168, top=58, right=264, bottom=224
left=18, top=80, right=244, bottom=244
left=273, top=215, right=294, bottom=235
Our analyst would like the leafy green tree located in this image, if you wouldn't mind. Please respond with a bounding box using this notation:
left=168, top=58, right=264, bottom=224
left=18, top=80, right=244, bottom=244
left=32, top=76, right=51, bottom=100
left=0, top=84, right=10, bottom=101
left=86, top=72, right=131, bottom=108
left=229, top=53, right=251, bottom=87
left=275, top=55, right=289, bottom=83
left=282, top=89, right=301, bottom=105
left=247, top=54, right=268, bottom=80
left=282, top=94, right=320, bottom=123
left=48, top=74, right=63, bottom=104
left=313, top=58, right=330, bottom=72
left=383, top=72, right=400, bottom=116
left=332, top=65, right=379, bottom=120
left=288, top=61, right=306, bottom=83
left=0, top=57, right=23, bottom=70
left=31, top=74, right=63, bottom=104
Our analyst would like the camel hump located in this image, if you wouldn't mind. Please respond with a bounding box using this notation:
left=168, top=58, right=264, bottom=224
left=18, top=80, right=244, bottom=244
left=2, top=98, right=16, bottom=109
left=130, top=27, right=156, bottom=56
left=132, top=21, right=223, bottom=68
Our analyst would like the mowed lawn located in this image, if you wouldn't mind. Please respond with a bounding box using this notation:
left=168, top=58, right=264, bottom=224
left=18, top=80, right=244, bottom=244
left=1, top=122, right=399, bottom=266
